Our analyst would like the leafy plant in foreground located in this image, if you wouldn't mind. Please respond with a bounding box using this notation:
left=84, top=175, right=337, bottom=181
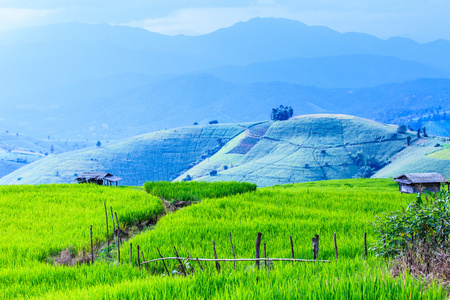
left=371, top=189, right=450, bottom=258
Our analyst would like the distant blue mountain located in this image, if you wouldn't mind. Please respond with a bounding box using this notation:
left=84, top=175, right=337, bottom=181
left=1, top=17, right=450, bottom=139
left=1, top=74, right=449, bottom=139
left=1, top=17, right=450, bottom=94
left=206, top=55, right=449, bottom=88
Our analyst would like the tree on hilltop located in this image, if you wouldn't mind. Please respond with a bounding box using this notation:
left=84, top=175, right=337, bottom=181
left=397, top=125, right=407, bottom=134
left=271, top=105, right=293, bottom=121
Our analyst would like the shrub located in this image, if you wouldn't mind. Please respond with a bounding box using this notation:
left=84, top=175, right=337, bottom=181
left=371, top=190, right=450, bottom=258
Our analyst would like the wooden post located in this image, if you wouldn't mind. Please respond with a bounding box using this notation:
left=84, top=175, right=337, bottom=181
left=334, top=233, right=338, bottom=261
left=110, top=207, right=117, bottom=246
left=142, top=251, right=148, bottom=271
left=114, top=211, right=121, bottom=263
left=157, top=247, right=170, bottom=276
left=137, top=245, right=141, bottom=269
left=212, top=241, right=221, bottom=273
left=196, top=257, right=204, bottom=272
left=90, top=225, right=94, bottom=264
left=255, top=232, right=262, bottom=269
left=315, top=234, right=319, bottom=258
left=312, top=235, right=319, bottom=260
left=115, top=212, right=120, bottom=231
left=264, top=243, right=267, bottom=269
left=117, top=235, right=120, bottom=263
left=229, top=232, right=236, bottom=270
left=174, top=246, right=187, bottom=276
left=364, top=232, right=367, bottom=259
left=104, top=202, right=109, bottom=251
left=130, top=243, right=133, bottom=265
left=290, top=236, right=294, bottom=263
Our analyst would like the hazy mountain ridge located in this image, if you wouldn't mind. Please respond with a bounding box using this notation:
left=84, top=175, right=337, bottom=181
left=3, top=115, right=447, bottom=187
left=1, top=17, right=450, bottom=141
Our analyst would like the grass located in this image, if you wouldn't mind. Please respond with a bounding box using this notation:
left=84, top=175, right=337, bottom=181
left=143, top=181, right=257, bottom=202
left=428, top=147, right=450, bottom=160
left=1, top=179, right=447, bottom=299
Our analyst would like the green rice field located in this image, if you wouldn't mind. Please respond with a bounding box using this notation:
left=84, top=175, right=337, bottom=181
left=0, top=180, right=447, bottom=299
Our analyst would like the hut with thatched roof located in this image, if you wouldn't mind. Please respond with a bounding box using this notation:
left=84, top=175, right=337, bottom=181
left=393, top=173, right=449, bottom=194
left=76, top=172, right=123, bottom=186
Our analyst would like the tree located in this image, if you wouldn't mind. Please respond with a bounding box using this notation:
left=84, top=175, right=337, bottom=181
left=417, top=128, right=421, bottom=138
left=50, top=144, right=54, bottom=154
left=422, top=126, right=428, bottom=137
left=271, top=105, right=294, bottom=121
left=396, top=125, right=407, bottom=134
left=407, top=136, right=411, bottom=146
left=96, top=141, right=101, bottom=147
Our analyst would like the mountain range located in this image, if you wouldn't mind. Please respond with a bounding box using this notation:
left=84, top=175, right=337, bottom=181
left=1, top=17, right=450, bottom=141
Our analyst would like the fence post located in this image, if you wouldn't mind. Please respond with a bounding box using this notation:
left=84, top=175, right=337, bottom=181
left=312, top=235, right=319, bottom=260
left=104, top=203, right=109, bottom=253
left=157, top=247, right=170, bottom=276
left=290, top=236, right=295, bottom=263
left=137, top=245, right=141, bottom=269
left=174, top=246, right=187, bottom=276
left=364, top=232, right=367, bottom=259
left=110, top=207, right=117, bottom=247
left=255, top=232, right=262, bottom=269
left=334, top=233, right=338, bottom=261
left=212, top=241, right=221, bottom=273
left=90, top=225, right=94, bottom=264
left=130, top=243, right=133, bottom=265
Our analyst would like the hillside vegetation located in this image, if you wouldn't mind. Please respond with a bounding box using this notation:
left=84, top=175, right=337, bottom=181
left=1, top=179, right=446, bottom=299
left=0, top=115, right=421, bottom=187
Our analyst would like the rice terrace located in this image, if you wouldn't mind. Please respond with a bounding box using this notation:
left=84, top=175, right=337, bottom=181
left=3, top=1, right=450, bottom=299
left=0, top=179, right=448, bottom=299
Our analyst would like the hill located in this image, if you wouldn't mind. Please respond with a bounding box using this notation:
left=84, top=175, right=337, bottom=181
left=0, top=115, right=427, bottom=187
left=0, top=131, right=97, bottom=177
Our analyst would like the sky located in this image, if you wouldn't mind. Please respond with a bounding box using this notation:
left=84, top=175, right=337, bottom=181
left=0, top=0, right=449, bottom=42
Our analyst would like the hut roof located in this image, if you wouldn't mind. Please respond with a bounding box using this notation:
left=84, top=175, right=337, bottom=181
left=393, top=173, right=448, bottom=185
left=77, top=172, right=123, bottom=182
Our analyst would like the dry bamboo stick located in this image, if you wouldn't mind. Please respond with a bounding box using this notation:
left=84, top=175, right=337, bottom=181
left=157, top=247, right=170, bottom=276
left=90, top=225, right=94, bottom=264
left=141, top=257, right=331, bottom=264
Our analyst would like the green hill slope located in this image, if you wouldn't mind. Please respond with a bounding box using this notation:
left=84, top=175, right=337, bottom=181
left=373, top=139, right=450, bottom=178
left=0, top=124, right=247, bottom=186
left=178, top=115, right=416, bottom=186
left=0, top=115, right=421, bottom=187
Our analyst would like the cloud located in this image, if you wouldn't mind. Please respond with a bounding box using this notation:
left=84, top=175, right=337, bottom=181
left=1, top=1, right=450, bottom=42
left=0, top=7, right=57, bottom=31
left=124, top=6, right=292, bottom=36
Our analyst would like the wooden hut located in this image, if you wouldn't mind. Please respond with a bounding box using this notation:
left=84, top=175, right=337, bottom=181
left=393, top=173, right=449, bottom=194
left=76, top=172, right=123, bottom=186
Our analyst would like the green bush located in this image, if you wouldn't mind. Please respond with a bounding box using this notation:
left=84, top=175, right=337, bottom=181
left=143, top=181, right=257, bottom=202
left=371, top=189, right=450, bottom=258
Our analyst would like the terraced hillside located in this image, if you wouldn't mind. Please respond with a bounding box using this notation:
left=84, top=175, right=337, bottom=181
left=374, top=139, right=450, bottom=178
left=179, top=115, right=416, bottom=186
left=0, top=124, right=247, bottom=185
left=1, top=115, right=423, bottom=186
